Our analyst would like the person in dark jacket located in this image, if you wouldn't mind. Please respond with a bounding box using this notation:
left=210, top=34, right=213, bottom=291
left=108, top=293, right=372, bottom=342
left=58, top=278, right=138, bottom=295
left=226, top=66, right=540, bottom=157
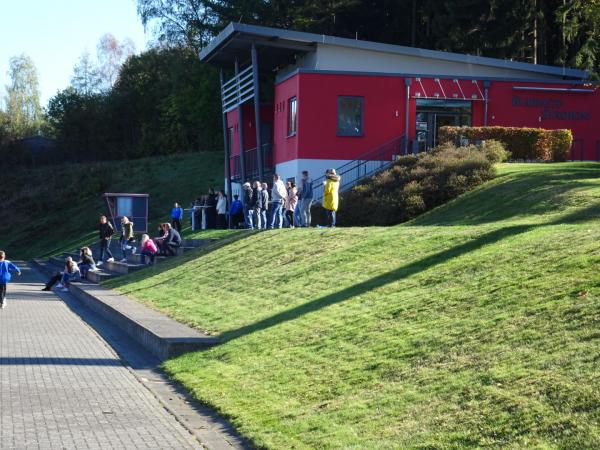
left=98, top=215, right=115, bottom=264
left=161, top=223, right=182, bottom=256
left=242, top=182, right=254, bottom=229
left=119, top=216, right=135, bottom=262
left=78, top=247, right=97, bottom=279
left=205, top=188, right=217, bottom=229
left=0, top=250, right=21, bottom=309
left=252, top=181, right=263, bottom=229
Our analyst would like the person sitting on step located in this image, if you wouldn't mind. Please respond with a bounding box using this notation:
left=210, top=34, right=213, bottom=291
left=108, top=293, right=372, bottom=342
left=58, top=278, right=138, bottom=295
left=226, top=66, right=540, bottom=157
left=77, top=247, right=97, bottom=279
left=153, top=223, right=168, bottom=250
left=140, top=234, right=158, bottom=265
left=160, top=223, right=182, bottom=256
left=42, top=257, right=81, bottom=292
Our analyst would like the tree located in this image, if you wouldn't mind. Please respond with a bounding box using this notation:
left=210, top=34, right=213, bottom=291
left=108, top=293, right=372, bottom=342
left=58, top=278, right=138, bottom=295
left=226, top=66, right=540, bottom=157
left=3, top=53, right=44, bottom=137
left=46, top=87, right=111, bottom=160
left=0, top=110, right=9, bottom=145
left=137, top=0, right=219, bottom=53
left=110, top=47, right=222, bottom=157
left=71, top=50, right=101, bottom=95
left=557, top=0, right=600, bottom=77
left=96, top=34, right=136, bottom=90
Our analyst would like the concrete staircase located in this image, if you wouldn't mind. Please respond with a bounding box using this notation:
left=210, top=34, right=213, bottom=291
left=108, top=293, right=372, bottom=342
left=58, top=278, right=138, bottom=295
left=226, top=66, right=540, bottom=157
left=42, top=239, right=210, bottom=284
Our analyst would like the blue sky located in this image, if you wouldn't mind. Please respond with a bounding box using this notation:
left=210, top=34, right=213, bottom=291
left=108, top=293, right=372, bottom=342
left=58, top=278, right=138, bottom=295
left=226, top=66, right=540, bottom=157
left=0, top=0, right=148, bottom=105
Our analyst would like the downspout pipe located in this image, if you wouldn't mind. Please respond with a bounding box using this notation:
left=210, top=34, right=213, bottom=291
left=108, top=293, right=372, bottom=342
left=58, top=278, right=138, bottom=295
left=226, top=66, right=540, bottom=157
left=404, top=78, right=412, bottom=155
left=235, top=59, right=246, bottom=183
left=251, top=43, right=264, bottom=181
left=220, top=70, right=233, bottom=228
left=483, top=80, right=490, bottom=127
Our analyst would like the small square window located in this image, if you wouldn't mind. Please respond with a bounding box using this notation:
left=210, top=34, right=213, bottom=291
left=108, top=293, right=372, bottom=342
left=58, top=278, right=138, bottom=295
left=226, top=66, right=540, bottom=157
left=337, top=96, right=364, bottom=136
left=288, top=97, right=297, bottom=136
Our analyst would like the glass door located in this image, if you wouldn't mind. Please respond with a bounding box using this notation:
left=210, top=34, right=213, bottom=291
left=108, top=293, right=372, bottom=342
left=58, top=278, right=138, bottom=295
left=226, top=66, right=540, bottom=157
left=415, top=100, right=472, bottom=151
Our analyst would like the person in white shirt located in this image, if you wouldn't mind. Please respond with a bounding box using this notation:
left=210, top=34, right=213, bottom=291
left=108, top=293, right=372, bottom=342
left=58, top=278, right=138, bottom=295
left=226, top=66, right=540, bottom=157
left=269, top=173, right=288, bottom=229
left=216, top=190, right=227, bottom=229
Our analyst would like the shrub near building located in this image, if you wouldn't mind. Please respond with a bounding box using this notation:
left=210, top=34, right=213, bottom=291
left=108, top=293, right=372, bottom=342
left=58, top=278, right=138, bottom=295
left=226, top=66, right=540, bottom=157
left=439, top=126, right=572, bottom=161
left=338, top=142, right=506, bottom=226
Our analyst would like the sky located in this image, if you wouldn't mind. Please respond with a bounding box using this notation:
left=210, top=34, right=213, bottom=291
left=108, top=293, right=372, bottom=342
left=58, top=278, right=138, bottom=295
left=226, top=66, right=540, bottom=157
left=0, top=0, right=149, bottom=106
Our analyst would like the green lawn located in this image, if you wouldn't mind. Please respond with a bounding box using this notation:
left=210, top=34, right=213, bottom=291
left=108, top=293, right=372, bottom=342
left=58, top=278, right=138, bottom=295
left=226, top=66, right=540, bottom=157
left=0, top=152, right=223, bottom=258
left=105, top=163, right=600, bottom=449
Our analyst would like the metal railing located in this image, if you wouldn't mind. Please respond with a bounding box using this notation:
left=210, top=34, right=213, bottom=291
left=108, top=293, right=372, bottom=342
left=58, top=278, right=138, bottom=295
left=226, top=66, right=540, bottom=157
left=230, top=143, right=273, bottom=182
left=221, top=65, right=254, bottom=113
left=311, top=135, right=406, bottom=203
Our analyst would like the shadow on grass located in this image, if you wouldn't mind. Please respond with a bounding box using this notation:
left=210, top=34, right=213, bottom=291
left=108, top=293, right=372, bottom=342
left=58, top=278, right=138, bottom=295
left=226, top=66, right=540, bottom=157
left=411, top=166, right=600, bottom=227
left=219, top=203, right=600, bottom=343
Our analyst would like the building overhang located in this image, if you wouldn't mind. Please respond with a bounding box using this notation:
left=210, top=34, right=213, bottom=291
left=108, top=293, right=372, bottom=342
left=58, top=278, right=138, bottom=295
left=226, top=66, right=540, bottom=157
left=201, top=22, right=589, bottom=81
left=200, top=22, right=317, bottom=71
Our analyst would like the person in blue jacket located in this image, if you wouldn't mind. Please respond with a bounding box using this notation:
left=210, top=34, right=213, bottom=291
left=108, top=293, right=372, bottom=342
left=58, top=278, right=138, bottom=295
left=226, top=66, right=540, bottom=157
left=0, top=250, right=21, bottom=309
left=171, top=202, right=184, bottom=233
left=230, top=194, right=244, bottom=228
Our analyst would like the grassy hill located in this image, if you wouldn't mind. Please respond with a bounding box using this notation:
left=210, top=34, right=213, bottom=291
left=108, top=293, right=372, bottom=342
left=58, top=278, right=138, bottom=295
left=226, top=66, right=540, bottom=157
left=103, top=163, right=599, bottom=448
left=0, top=152, right=223, bottom=258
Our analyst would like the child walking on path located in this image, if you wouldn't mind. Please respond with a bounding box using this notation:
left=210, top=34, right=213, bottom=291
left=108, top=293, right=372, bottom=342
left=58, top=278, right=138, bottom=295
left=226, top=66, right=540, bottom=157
left=0, top=251, right=22, bottom=309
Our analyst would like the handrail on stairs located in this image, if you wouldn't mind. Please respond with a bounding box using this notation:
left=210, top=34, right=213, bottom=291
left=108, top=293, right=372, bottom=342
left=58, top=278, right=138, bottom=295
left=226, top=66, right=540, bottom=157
left=311, top=135, right=406, bottom=203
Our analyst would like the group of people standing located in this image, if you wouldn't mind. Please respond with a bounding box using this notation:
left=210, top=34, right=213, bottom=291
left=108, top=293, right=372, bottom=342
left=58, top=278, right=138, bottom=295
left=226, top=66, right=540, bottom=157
left=172, top=168, right=340, bottom=232
left=238, top=169, right=340, bottom=230
left=188, top=189, right=228, bottom=231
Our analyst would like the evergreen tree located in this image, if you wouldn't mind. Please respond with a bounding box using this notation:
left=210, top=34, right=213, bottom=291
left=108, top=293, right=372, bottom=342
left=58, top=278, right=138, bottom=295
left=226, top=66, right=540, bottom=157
left=71, top=50, right=102, bottom=95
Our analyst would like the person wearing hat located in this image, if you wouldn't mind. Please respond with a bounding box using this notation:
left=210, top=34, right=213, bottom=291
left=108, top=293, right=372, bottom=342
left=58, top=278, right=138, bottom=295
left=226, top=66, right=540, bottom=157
left=322, top=168, right=341, bottom=227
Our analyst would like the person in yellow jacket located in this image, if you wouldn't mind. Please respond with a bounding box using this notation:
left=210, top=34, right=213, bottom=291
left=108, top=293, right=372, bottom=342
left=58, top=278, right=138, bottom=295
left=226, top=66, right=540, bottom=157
left=322, top=168, right=341, bottom=227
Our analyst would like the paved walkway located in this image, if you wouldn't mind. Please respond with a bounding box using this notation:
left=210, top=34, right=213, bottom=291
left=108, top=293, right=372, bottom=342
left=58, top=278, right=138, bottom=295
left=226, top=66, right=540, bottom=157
left=0, top=264, right=203, bottom=450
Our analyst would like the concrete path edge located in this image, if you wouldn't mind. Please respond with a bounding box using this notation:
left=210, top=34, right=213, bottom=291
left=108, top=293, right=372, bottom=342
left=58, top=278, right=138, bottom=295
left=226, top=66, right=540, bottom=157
left=30, top=260, right=250, bottom=450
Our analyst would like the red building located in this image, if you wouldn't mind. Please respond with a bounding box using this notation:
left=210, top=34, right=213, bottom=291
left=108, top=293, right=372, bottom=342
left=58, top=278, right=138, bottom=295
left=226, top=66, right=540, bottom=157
left=201, top=23, right=600, bottom=197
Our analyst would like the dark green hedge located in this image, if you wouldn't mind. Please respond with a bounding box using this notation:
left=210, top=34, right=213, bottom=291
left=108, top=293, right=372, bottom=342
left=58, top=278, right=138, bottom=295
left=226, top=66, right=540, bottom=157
left=438, top=126, right=572, bottom=162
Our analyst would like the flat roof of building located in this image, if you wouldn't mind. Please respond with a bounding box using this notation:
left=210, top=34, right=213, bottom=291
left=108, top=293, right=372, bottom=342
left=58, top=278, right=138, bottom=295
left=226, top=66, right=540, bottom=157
left=200, top=22, right=589, bottom=81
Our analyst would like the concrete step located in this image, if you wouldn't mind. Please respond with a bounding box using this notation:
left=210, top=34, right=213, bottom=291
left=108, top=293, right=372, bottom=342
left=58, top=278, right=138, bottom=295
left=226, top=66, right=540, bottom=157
left=49, top=256, right=66, bottom=268
left=85, top=269, right=115, bottom=283
left=32, top=258, right=220, bottom=360
left=181, top=239, right=210, bottom=248
left=42, top=258, right=117, bottom=284
left=69, top=283, right=220, bottom=360
left=127, top=253, right=167, bottom=265
left=103, top=259, right=145, bottom=275
left=177, top=246, right=194, bottom=256
left=33, top=259, right=55, bottom=276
